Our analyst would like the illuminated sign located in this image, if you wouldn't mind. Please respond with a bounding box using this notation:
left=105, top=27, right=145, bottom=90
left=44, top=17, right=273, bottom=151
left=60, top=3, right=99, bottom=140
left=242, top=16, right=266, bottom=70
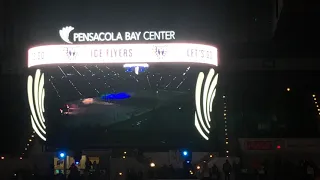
left=59, top=26, right=176, bottom=44
left=28, top=43, right=218, bottom=68
left=27, top=69, right=46, bottom=141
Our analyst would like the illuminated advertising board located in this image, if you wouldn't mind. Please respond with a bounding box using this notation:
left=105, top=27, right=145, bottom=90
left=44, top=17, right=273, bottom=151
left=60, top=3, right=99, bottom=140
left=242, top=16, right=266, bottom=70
left=27, top=28, right=219, bottom=148
left=28, top=43, right=217, bottom=67
left=59, top=26, right=176, bottom=44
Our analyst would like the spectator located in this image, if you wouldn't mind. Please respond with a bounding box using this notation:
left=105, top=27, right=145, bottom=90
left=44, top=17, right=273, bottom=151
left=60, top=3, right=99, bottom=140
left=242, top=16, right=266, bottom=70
left=233, top=160, right=241, bottom=180
left=211, top=164, right=220, bottom=180
left=223, top=160, right=232, bottom=180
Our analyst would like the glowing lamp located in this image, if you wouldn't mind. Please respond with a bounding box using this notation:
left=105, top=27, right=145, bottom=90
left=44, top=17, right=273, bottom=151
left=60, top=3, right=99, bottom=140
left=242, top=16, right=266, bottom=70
left=59, top=152, right=65, bottom=158
left=183, top=151, right=188, bottom=156
left=150, top=162, right=155, bottom=167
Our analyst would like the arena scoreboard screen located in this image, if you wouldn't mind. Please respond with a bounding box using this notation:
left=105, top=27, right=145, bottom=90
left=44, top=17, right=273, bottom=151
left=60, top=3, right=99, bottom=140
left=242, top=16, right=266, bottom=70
left=27, top=26, right=219, bottom=148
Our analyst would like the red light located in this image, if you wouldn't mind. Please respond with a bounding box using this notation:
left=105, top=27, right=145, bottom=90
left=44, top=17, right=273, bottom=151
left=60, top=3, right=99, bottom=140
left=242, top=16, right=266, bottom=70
left=276, top=145, right=281, bottom=149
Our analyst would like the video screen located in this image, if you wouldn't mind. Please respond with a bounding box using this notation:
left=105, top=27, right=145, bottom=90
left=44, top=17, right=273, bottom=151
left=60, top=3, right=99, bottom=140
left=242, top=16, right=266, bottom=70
left=27, top=44, right=219, bottom=148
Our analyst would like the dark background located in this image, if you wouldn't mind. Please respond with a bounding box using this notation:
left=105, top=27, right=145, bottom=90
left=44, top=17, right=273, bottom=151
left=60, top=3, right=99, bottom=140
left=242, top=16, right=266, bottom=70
left=1, top=0, right=319, bottom=155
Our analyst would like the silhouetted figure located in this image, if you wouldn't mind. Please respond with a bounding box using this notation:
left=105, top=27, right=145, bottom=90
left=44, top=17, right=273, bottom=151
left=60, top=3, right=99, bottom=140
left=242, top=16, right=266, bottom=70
left=211, top=164, right=220, bottom=180
left=68, top=163, right=80, bottom=180
left=201, top=163, right=210, bottom=180
left=126, top=169, right=131, bottom=180
left=223, top=160, right=232, bottom=180
left=307, top=163, right=315, bottom=180
left=85, top=159, right=93, bottom=171
left=169, top=164, right=174, bottom=178
left=257, top=165, right=267, bottom=180
left=55, top=170, right=65, bottom=180
left=93, top=161, right=97, bottom=170
left=233, top=160, right=240, bottom=180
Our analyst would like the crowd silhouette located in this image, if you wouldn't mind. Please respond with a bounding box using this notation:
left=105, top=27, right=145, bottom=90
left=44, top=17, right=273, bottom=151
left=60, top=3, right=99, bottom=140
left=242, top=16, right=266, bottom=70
left=10, top=158, right=320, bottom=180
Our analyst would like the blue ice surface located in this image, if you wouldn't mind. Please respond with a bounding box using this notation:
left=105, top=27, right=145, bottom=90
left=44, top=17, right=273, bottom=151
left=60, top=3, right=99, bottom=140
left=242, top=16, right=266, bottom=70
left=101, top=92, right=131, bottom=101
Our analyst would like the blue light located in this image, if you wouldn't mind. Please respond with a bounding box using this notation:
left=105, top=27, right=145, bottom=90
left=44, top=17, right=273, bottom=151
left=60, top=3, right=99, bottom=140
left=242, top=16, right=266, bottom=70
left=59, top=152, right=65, bottom=158
left=186, top=160, right=190, bottom=164
left=125, top=67, right=133, bottom=72
left=139, top=67, right=146, bottom=72
left=183, top=151, right=188, bottom=156
left=75, top=161, right=79, bottom=165
left=101, top=92, right=130, bottom=101
left=124, top=66, right=148, bottom=73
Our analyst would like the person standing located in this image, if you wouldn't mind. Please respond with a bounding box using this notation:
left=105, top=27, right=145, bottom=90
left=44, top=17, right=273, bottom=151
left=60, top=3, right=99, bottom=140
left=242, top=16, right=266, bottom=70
left=201, top=163, right=211, bottom=180
left=223, top=160, right=232, bottom=180
left=211, top=164, right=220, bottom=180
left=233, top=159, right=241, bottom=180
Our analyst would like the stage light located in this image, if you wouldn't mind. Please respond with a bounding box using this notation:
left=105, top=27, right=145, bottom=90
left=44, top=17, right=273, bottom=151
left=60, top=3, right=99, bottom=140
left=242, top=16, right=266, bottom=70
left=150, top=162, right=155, bottom=167
left=59, top=152, right=66, bottom=158
left=182, top=151, right=188, bottom=156
left=181, top=150, right=192, bottom=163
left=74, top=153, right=81, bottom=164
left=196, top=165, right=200, bottom=170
